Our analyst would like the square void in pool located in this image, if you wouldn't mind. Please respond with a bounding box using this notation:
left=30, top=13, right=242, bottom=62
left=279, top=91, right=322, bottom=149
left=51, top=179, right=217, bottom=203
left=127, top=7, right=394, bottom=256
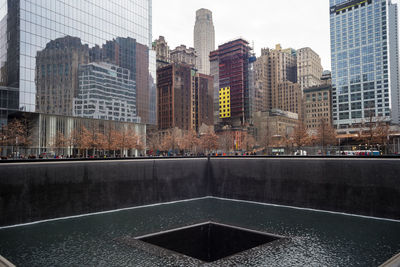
left=136, top=222, right=283, bottom=263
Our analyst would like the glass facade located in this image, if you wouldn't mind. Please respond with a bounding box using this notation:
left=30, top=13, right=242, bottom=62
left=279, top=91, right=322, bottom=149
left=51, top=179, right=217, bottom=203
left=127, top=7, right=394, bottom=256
left=0, top=86, right=18, bottom=126
left=74, top=63, right=138, bottom=122
left=148, top=49, right=157, bottom=124
left=0, top=0, right=156, bottom=124
left=330, top=0, right=400, bottom=129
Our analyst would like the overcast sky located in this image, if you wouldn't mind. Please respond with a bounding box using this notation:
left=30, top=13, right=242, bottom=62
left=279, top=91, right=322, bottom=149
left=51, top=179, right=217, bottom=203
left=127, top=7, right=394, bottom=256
left=153, top=0, right=400, bottom=71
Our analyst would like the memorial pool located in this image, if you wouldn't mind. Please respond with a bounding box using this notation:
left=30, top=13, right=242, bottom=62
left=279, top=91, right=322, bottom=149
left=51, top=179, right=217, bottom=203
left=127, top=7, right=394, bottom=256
left=0, top=197, right=399, bottom=266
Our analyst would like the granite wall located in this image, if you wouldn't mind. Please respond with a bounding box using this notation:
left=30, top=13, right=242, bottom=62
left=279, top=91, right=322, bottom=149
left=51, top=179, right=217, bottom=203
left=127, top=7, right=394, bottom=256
left=0, top=159, right=208, bottom=226
left=0, top=158, right=399, bottom=226
left=209, top=158, right=400, bottom=220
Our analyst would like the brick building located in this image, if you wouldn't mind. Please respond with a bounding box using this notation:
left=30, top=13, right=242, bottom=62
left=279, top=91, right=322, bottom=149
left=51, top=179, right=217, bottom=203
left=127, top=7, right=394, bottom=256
left=254, top=45, right=301, bottom=115
left=157, top=63, right=213, bottom=132
left=303, top=84, right=332, bottom=132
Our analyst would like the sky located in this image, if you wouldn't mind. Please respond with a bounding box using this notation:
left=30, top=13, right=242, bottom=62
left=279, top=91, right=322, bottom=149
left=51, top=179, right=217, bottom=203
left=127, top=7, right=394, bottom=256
left=153, top=0, right=400, bottom=71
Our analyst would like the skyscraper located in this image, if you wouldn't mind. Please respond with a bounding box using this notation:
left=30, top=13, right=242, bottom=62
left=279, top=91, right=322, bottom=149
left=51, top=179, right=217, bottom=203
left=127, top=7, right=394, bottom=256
left=330, top=0, right=400, bottom=130
left=297, top=47, right=324, bottom=92
left=0, top=0, right=156, bottom=125
left=254, top=45, right=302, bottom=115
left=194, top=8, right=215, bottom=75
left=210, top=38, right=254, bottom=128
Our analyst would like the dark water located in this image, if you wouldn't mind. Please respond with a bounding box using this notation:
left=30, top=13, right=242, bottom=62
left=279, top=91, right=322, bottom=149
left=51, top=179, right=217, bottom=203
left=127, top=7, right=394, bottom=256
left=0, top=198, right=399, bottom=266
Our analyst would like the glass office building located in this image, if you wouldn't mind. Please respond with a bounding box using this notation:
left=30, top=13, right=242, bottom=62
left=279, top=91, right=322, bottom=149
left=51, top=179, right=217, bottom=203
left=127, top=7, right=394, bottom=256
left=74, top=62, right=138, bottom=122
left=330, top=0, right=400, bottom=130
left=0, top=0, right=156, bottom=125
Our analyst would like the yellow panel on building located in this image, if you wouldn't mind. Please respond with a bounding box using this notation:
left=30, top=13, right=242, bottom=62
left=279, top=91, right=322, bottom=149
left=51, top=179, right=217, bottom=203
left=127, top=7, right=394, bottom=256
left=219, top=87, right=231, bottom=118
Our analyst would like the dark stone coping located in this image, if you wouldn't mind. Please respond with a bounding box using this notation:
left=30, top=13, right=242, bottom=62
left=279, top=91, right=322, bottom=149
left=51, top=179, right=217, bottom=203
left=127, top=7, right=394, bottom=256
left=1, top=155, right=400, bottom=164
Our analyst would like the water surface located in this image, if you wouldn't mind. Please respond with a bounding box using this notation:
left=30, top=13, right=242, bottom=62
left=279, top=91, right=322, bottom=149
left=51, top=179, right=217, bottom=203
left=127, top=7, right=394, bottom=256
left=0, top=198, right=399, bottom=266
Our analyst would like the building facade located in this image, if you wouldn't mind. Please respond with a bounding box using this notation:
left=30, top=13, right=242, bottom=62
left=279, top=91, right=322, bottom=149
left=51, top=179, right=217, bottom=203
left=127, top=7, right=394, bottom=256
left=321, top=70, right=333, bottom=85
left=0, top=86, right=18, bottom=126
left=304, top=84, right=333, bottom=132
left=210, top=50, right=220, bottom=126
left=276, top=82, right=302, bottom=115
left=330, top=0, right=400, bottom=130
left=210, top=39, right=254, bottom=129
left=193, top=73, right=214, bottom=132
left=35, top=36, right=90, bottom=116
left=73, top=63, right=138, bottom=122
left=194, top=8, right=215, bottom=75
left=157, top=63, right=213, bottom=132
left=253, top=109, right=299, bottom=145
left=153, top=36, right=170, bottom=69
left=2, top=111, right=146, bottom=157
left=170, top=45, right=197, bottom=68
left=254, top=45, right=302, bottom=115
left=297, top=47, right=324, bottom=92
left=0, top=0, right=156, bottom=125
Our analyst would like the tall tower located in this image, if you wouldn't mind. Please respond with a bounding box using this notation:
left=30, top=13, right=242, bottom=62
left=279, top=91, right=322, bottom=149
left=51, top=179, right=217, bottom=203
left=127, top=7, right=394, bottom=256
left=210, top=39, right=254, bottom=128
left=194, top=8, right=215, bottom=75
left=330, top=0, right=400, bottom=130
left=297, top=47, right=323, bottom=92
left=0, top=0, right=156, bottom=125
left=254, top=45, right=301, bottom=115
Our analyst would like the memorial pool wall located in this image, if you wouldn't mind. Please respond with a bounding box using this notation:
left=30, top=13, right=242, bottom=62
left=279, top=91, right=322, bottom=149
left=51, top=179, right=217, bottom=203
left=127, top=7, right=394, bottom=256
left=0, top=157, right=399, bottom=226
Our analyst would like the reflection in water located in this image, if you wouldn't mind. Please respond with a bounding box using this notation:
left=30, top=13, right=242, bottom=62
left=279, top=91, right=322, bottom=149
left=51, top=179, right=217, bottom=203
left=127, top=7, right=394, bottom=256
left=0, top=198, right=399, bottom=266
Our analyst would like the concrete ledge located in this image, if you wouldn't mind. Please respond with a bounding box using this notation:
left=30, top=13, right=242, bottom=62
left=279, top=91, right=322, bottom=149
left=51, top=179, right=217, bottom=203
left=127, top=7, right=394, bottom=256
left=0, top=255, right=15, bottom=267
left=380, top=253, right=400, bottom=267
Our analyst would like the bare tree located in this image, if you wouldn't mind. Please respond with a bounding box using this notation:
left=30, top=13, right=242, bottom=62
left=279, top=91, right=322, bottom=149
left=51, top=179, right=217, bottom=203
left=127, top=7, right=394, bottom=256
left=51, top=131, right=67, bottom=156
left=160, top=127, right=182, bottom=154
left=292, top=121, right=310, bottom=149
left=3, top=117, right=34, bottom=157
left=65, top=129, right=81, bottom=157
left=357, top=110, right=376, bottom=149
left=0, top=123, right=6, bottom=156
left=135, top=134, right=145, bottom=153
left=200, top=128, right=218, bottom=154
left=240, top=132, right=256, bottom=152
left=95, top=132, right=107, bottom=156
left=16, top=114, right=34, bottom=152
left=373, top=121, right=390, bottom=154
left=147, top=131, right=162, bottom=155
left=317, top=119, right=337, bottom=154
left=258, top=124, right=271, bottom=152
left=79, top=126, right=92, bottom=157
left=125, top=129, right=139, bottom=156
left=114, top=129, right=128, bottom=157
left=180, top=129, right=199, bottom=154
left=103, top=124, right=117, bottom=157
left=218, top=132, right=233, bottom=153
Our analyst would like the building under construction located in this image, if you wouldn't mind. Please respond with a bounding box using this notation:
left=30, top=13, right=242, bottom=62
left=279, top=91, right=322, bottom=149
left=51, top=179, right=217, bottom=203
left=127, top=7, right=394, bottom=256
left=210, top=38, right=255, bottom=129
